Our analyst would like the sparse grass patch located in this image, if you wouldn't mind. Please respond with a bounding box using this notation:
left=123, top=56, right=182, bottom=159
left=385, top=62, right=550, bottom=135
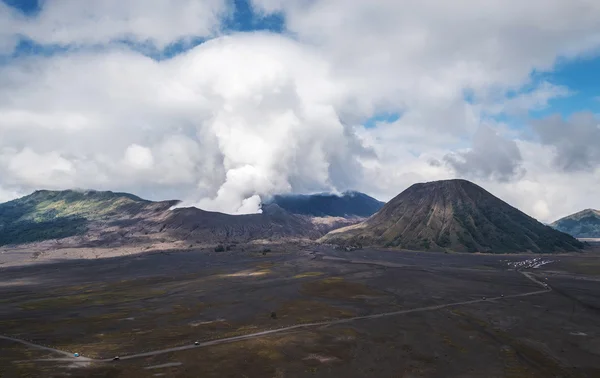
left=18, top=288, right=166, bottom=310
left=147, top=333, right=315, bottom=378
left=441, top=334, right=466, bottom=353
left=301, top=277, right=381, bottom=299
left=256, top=262, right=275, bottom=269
left=501, top=345, right=535, bottom=378
left=293, top=271, right=324, bottom=279
left=277, top=300, right=355, bottom=323
left=217, top=269, right=271, bottom=278
left=452, top=310, right=575, bottom=378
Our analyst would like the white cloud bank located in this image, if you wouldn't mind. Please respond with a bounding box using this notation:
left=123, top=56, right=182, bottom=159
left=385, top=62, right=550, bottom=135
left=0, top=0, right=599, bottom=221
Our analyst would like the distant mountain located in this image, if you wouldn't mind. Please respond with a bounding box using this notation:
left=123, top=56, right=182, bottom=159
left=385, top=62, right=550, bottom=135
left=321, top=179, right=584, bottom=253
left=0, top=190, right=322, bottom=247
left=266, top=191, right=384, bottom=218
left=551, top=209, right=600, bottom=238
left=0, top=190, right=176, bottom=246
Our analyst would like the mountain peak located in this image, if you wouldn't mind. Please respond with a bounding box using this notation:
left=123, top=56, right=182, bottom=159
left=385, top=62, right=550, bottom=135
left=582, top=208, right=600, bottom=215
left=404, top=178, right=484, bottom=192
left=551, top=208, right=600, bottom=238
left=322, top=179, right=583, bottom=253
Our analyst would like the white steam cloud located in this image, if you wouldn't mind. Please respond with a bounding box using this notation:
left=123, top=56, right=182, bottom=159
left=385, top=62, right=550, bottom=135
left=177, top=34, right=367, bottom=213
left=0, top=34, right=366, bottom=214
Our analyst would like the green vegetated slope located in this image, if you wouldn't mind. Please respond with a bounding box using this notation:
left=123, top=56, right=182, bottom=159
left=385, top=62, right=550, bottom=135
left=0, top=190, right=156, bottom=246
left=551, top=209, right=600, bottom=238
left=0, top=190, right=323, bottom=247
left=322, top=179, right=584, bottom=253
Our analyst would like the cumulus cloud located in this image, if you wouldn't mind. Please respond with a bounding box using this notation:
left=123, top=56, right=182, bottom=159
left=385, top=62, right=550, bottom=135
left=124, top=144, right=155, bottom=170
left=1, top=148, right=75, bottom=188
left=481, top=81, right=572, bottom=117
left=444, top=125, right=524, bottom=182
left=0, top=0, right=600, bottom=221
left=252, top=0, right=600, bottom=120
left=481, top=140, right=600, bottom=222
left=532, top=112, right=600, bottom=172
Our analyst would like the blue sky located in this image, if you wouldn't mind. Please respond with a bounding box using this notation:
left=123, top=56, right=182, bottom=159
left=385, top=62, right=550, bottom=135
left=363, top=112, right=402, bottom=129
left=3, top=0, right=39, bottom=15
left=531, top=57, right=600, bottom=118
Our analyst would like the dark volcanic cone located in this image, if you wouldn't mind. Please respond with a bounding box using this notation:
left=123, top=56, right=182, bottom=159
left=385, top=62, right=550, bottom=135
left=321, top=179, right=584, bottom=253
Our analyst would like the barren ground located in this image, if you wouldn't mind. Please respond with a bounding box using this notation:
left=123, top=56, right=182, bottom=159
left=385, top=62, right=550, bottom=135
left=1, top=244, right=600, bottom=377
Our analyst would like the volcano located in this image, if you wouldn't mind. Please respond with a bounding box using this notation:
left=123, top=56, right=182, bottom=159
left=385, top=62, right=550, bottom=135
left=321, top=179, right=584, bottom=253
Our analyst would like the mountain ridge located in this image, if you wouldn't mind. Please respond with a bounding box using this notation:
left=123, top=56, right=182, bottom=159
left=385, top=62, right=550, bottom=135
left=0, top=189, right=374, bottom=247
left=551, top=209, right=600, bottom=238
left=0, top=190, right=177, bottom=246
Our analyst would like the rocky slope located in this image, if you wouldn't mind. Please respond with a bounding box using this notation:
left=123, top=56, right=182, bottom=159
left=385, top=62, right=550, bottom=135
left=162, top=203, right=321, bottom=243
left=321, top=179, right=584, bottom=253
left=0, top=190, right=321, bottom=247
left=551, top=209, right=600, bottom=238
